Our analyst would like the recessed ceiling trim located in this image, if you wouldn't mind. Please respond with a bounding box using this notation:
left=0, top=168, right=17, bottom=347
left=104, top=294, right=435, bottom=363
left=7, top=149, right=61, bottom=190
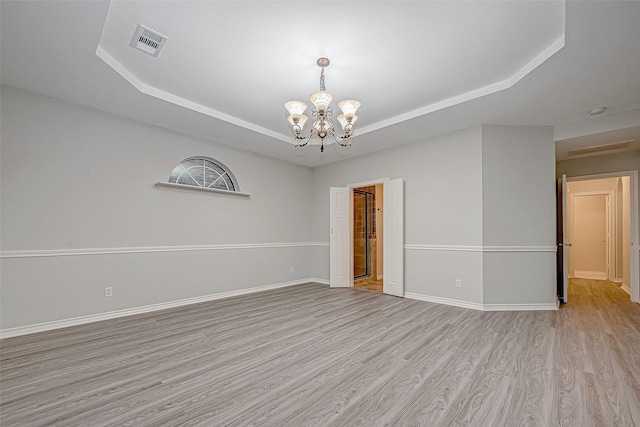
left=95, top=46, right=289, bottom=143
left=357, top=34, right=566, bottom=136
left=96, top=4, right=565, bottom=143
left=97, top=35, right=565, bottom=143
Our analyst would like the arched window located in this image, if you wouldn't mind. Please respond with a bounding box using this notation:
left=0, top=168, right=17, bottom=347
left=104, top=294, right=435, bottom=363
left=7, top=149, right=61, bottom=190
left=169, top=156, right=239, bottom=192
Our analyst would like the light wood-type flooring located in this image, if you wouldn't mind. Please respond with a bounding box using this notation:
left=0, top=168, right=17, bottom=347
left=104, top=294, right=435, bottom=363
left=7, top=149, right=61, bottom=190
left=353, top=276, right=383, bottom=293
left=1, top=278, right=639, bottom=426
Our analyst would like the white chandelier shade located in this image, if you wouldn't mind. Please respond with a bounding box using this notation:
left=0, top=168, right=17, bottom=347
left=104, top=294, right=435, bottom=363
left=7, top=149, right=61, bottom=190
left=284, top=58, right=361, bottom=152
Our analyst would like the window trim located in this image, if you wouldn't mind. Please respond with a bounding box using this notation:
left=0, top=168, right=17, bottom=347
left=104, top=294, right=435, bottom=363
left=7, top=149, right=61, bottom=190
left=155, top=181, right=252, bottom=197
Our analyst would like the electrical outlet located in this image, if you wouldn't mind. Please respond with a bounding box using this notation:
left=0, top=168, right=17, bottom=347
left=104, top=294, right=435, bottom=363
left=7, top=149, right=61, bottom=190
left=455, top=279, right=462, bottom=288
left=104, top=286, right=113, bottom=297
left=290, top=266, right=295, bottom=273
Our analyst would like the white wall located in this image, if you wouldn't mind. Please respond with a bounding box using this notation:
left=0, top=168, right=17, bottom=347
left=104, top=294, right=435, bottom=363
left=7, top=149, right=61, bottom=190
left=0, top=85, right=315, bottom=331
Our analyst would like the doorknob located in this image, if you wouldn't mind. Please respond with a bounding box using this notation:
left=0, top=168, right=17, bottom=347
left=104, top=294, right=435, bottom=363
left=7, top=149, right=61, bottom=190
left=559, top=242, right=573, bottom=247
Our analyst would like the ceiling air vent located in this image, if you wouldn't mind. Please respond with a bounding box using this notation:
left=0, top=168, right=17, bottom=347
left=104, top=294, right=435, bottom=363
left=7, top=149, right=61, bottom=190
left=130, top=24, right=167, bottom=57
left=568, top=140, right=634, bottom=157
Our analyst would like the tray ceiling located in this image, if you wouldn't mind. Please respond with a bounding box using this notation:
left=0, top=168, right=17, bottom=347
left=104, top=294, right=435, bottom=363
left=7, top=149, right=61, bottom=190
left=96, top=1, right=565, bottom=141
left=2, top=1, right=639, bottom=167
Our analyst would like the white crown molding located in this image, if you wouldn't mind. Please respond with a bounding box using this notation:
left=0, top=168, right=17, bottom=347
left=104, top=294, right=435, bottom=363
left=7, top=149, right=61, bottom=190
left=0, top=242, right=325, bottom=259
left=0, top=279, right=323, bottom=339
left=97, top=28, right=565, bottom=142
left=95, top=46, right=289, bottom=143
left=357, top=34, right=565, bottom=136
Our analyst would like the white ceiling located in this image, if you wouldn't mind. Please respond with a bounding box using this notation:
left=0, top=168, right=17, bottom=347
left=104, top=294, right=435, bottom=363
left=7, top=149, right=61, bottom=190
left=2, top=1, right=640, bottom=167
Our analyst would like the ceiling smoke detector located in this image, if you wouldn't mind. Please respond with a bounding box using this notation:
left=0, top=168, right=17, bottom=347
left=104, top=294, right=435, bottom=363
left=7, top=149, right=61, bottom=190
left=130, top=24, right=167, bottom=57
left=588, top=107, right=607, bottom=116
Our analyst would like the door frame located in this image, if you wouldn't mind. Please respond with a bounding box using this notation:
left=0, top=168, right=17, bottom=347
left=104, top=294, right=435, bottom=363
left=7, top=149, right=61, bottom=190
left=566, top=170, right=639, bottom=303
left=569, top=191, right=613, bottom=280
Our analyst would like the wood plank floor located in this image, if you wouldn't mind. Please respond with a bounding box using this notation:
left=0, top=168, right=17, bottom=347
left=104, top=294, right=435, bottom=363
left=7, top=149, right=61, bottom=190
left=353, top=276, right=383, bottom=293
left=1, top=279, right=639, bottom=426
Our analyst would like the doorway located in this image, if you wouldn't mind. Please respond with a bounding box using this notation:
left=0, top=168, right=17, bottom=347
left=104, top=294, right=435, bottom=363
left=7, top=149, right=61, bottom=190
left=558, top=172, right=638, bottom=303
left=353, top=185, right=383, bottom=292
left=570, top=193, right=609, bottom=280
left=329, top=178, right=404, bottom=297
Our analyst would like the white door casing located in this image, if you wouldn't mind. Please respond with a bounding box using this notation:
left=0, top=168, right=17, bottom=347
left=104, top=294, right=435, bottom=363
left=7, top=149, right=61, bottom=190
left=560, top=175, right=569, bottom=303
left=383, top=179, right=404, bottom=297
left=330, top=187, right=350, bottom=288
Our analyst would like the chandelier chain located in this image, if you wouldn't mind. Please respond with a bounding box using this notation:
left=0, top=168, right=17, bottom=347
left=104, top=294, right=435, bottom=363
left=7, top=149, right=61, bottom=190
left=320, top=67, right=326, bottom=91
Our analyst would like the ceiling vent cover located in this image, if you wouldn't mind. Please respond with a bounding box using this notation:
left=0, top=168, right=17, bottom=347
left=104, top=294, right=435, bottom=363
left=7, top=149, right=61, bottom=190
left=568, top=140, right=634, bottom=157
left=130, top=24, right=167, bottom=57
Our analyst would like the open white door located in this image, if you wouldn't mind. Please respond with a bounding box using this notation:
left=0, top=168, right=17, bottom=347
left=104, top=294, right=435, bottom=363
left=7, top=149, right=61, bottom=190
left=330, top=187, right=350, bottom=288
left=383, top=179, right=404, bottom=297
left=556, top=174, right=570, bottom=303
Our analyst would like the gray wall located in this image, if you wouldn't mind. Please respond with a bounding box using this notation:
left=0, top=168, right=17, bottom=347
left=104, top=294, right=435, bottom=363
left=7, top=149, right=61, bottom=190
left=0, top=85, right=314, bottom=329
left=481, top=126, right=557, bottom=305
left=311, top=127, right=485, bottom=304
left=311, top=125, right=558, bottom=307
left=1, top=84, right=564, bottom=331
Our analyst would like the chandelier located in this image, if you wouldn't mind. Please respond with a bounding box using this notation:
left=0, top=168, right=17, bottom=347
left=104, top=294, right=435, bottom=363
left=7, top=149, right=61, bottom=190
left=284, top=58, right=361, bottom=152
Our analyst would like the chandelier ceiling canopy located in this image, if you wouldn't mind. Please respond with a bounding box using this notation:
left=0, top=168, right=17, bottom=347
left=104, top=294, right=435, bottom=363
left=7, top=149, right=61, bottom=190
left=284, top=58, right=361, bottom=152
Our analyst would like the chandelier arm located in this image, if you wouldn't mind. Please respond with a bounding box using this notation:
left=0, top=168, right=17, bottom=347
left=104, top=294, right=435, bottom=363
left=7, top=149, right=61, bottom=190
left=293, top=130, right=317, bottom=148
left=333, top=132, right=352, bottom=147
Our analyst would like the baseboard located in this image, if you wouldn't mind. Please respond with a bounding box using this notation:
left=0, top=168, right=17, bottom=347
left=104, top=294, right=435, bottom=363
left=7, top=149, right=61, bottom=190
left=621, top=283, right=631, bottom=295
left=574, top=270, right=607, bottom=280
left=404, top=292, right=558, bottom=311
left=612, top=278, right=624, bottom=283
left=404, top=292, right=484, bottom=311
left=482, top=302, right=559, bottom=311
left=0, top=279, right=323, bottom=339
left=308, top=278, right=330, bottom=285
